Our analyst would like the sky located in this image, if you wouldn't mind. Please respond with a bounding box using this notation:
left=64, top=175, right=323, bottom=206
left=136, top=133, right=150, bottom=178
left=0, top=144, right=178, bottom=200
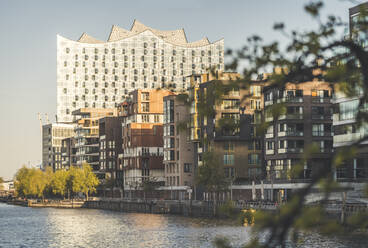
left=0, top=0, right=359, bottom=180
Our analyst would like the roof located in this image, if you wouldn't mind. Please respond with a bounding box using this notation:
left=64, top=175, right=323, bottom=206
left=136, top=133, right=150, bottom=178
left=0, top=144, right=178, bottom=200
left=63, top=20, right=220, bottom=48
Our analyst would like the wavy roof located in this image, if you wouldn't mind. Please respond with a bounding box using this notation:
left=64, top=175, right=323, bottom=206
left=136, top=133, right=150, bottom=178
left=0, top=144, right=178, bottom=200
left=78, top=33, right=104, bottom=43
left=72, top=20, right=216, bottom=48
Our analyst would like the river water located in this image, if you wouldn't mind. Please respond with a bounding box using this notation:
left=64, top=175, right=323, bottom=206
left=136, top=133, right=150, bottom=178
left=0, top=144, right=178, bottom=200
left=0, top=203, right=366, bottom=248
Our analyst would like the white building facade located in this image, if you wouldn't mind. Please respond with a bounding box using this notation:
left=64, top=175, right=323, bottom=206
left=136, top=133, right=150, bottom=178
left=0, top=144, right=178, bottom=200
left=57, top=20, right=224, bottom=122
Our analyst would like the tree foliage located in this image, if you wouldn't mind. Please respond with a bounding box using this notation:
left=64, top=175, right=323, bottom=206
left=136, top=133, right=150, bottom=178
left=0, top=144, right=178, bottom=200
left=214, top=1, right=368, bottom=247
left=196, top=151, right=229, bottom=193
left=14, top=163, right=99, bottom=200
left=0, top=177, right=4, bottom=190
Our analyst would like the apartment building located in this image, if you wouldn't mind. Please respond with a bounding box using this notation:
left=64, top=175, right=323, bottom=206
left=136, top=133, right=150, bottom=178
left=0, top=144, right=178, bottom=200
left=72, top=108, right=116, bottom=178
left=330, top=2, right=368, bottom=181
left=42, top=123, right=75, bottom=171
left=163, top=94, right=195, bottom=199
left=119, top=89, right=174, bottom=196
left=99, top=116, right=124, bottom=187
left=188, top=72, right=264, bottom=183
left=264, top=81, right=333, bottom=181
left=61, top=137, right=77, bottom=169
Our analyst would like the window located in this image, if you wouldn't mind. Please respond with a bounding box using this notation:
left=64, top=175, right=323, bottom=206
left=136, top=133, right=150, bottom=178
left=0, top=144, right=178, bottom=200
left=250, top=85, right=261, bottom=97
left=223, top=154, right=234, bottom=165
left=248, top=154, right=260, bottom=165
left=223, top=142, right=234, bottom=152
left=141, top=103, right=149, bottom=112
left=141, top=92, right=149, bottom=101
left=266, top=141, right=274, bottom=150
left=142, top=114, right=149, bottom=123
left=339, top=100, right=358, bottom=121
left=184, top=163, right=191, bottom=173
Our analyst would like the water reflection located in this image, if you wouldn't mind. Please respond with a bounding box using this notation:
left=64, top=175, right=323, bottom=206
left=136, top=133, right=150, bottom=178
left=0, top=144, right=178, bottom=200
left=0, top=203, right=366, bottom=248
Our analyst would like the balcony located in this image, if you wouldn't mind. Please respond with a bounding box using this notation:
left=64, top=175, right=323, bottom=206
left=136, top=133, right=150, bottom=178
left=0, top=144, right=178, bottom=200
left=265, top=100, right=274, bottom=106
left=333, top=133, right=362, bottom=146
left=312, top=97, right=331, bottom=103
left=279, top=114, right=303, bottom=120
left=319, top=148, right=333, bottom=153
left=265, top=116, right=274, bottom=122
left=312, top=114, right=332, bottom=120
left=312, top=131, right=333, bottom=137
left=266, top=149, right=274, bottom=155
left=278, top=148, right=304, bottom=154
left=265, top=133, right=274, bottom=139
left=278, top=130, right=304, bottom=137
left=277, top=96, right=303, bottom=103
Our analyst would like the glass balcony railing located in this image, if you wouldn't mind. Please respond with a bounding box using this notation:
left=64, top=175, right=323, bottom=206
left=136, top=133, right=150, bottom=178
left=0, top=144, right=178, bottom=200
left=312, top=131, right=333, bottom=137
left=312, top=97, right=331, bottom=103
left=277, top=96, right=303, bottom=103
left=278, top=130, right=304, bottom=137
left=278, top=148, right=304, bottom=154
left=279, top=114, right=303, bottom=120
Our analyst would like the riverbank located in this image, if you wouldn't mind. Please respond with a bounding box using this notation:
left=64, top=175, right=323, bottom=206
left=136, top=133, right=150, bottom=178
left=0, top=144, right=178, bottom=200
left=3, top=197, right=244, bottom=219
left=83, top=199, right=224, bottom=218
left=3, top=198, right=85, bottom=208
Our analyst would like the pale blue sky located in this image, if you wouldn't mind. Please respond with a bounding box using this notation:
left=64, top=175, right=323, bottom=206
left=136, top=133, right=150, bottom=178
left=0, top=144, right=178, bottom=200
left=0, top=0, right=357, bottom=179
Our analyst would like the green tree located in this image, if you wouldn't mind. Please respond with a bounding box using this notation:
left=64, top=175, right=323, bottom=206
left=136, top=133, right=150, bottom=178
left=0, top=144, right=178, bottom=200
left=66, top=166, right=84, bottom=198
left=196, top=151, right=229, bottom=215
left=50, top=170, right=68, bottom=198
left=81, top=163, right=99, bottom=200
left=215, top=1, right=368, bottom=247
left=141, top=178, right=158, bottom=200
left=14, top=167, right=47, bottom=199
left=0, top=177, right=4, bottom=190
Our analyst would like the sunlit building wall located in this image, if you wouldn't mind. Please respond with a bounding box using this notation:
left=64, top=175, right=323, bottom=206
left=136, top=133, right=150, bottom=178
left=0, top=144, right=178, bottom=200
left=57, top=20, right=224, bottom=122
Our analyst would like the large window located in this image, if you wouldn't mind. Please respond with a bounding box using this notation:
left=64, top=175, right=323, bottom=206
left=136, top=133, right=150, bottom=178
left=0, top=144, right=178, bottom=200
left=141, top=103, right=150, bottom=112
left=339, top=100, right=359, bottom=121
left=184, top=163, right=192, bottom=173
left=223, top=154, right=234, bottom=165
left=250, top=85, right=261, bottom=97
left=248, top=154, right=260, bottom=165
left=221, top=99, right=240, bottom=110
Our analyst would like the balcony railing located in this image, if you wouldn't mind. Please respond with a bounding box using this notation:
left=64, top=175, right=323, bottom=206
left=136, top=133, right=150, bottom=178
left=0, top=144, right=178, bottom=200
left=265, top=133, right=274, bottom=139
left=277, top=96, right=303, bottom=103
left=312, top=114, right=332, bottom=120
left=266, top=149, right=275, bottom=155
left=312, top=97, right=331, bottom=103
left=278, top=148, right=304, bottom=154
left=278, top=131, right=304, bottom=137
left=312, top=131, right=333, bottom=137
left=333, top=133, right=362, bottom=145
left=279, top=114, right=303, bottom=120
left=265, top=100, right=274, bottom=106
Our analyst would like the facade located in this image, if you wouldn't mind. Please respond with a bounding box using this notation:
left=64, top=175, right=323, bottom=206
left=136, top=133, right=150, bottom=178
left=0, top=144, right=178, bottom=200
left=333, top=90, right=368, bottom=180
left=99, top=116, right=124, bottom=186
left=349, top=2, right=368, bottom=48
left=163, top=94, right=195, bottom=197
left=72, top=108, right=116, bottom=178
left=61, top=137, right=77, bottom=169
left=42, top=123, right=75, bottom=171
left=330, top=2, right=368, bottom=180
left=188, top=72, right=264, bottom=183
left=119, top=89, right=174, bottom=195
left=57, top=20, right=224, bottom=122
left=264, top=81, right=333, bottom=181
left=194, top=73, right=264, bottom=183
